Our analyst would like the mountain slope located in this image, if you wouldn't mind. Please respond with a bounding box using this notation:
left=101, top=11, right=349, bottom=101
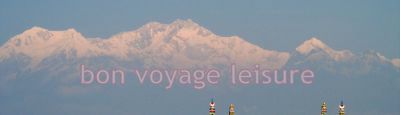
left=291, top=37, right=399, bottom=76
left=296, top=37, right=354, bottom=61
left=0, top=19, right=290, bottom=70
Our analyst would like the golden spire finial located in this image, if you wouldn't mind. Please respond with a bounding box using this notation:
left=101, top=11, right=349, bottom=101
left=229, top=104, right=235, bottom=115
left=321, top=101, right=327, bottom=115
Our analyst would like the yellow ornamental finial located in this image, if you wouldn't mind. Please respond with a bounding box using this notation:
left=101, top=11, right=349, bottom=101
left=339, top=101, right=345, bottom=115
left=321, top=101, right=327, bottom=115
left=229, top=104, right=235, bottom=115
left=209, top=98, right=215, bottom=115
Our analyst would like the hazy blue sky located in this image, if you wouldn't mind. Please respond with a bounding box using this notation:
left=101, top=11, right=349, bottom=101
left=0, top=0, right=399, bottom=58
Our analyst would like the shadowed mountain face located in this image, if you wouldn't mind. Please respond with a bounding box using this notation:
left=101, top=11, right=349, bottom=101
left=0, top=19, right=399, bottom=115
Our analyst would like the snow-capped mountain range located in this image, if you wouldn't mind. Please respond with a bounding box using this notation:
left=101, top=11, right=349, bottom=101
left=0, top=19, right=291, bottom=70
left=293, top=37, right=400, bottom=76
left=0, top=19, right=399, bottom=76
left=1, top=19, right=399, bottom=115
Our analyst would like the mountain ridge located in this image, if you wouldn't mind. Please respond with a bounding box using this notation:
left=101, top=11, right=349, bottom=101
left=0, top=19, right=398, bottom=70
left=0, top=19, right=290, bottom=69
